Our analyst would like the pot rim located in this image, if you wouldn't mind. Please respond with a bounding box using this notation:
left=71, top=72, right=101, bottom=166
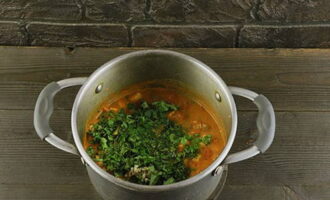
left=71, top=49, right=238, bottom=191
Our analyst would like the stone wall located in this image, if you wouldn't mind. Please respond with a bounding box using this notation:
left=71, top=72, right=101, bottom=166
left=0, top=0, right=329, bottom=48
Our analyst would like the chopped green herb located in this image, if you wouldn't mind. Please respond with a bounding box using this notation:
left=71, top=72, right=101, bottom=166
left=163, top=177, right=175, bottom=185
left=86, top=101, right=212, bottom=185
left=86, top=146, right=95, bottom=156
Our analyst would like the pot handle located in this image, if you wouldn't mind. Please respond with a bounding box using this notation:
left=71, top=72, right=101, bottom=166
left=34, top=77, right=88, bottom=155
left=222, top=86, right=275, bottom=165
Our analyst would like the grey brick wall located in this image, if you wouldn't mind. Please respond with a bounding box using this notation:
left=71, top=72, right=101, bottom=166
left=0, top=0, right=329, bottom=48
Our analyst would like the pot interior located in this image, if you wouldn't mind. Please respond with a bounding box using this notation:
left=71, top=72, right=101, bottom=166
left=74, top=50, right=235, bottom=176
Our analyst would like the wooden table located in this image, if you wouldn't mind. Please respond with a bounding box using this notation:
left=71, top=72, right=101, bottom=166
left=1, top=47, right=330, bottom=200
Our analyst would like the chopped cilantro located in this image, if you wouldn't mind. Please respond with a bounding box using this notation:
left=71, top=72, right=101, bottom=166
left=86, top=101, right=212, bottom=185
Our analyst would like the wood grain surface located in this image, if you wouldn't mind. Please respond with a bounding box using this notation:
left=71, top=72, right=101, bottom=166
left=0, top=47, right=329, bottom=200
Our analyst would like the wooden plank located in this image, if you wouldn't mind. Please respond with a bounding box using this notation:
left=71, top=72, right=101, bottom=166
left=0, top=47, right=330, bottom=111
left=1, top=110, right=330, bottom=188
left=228, top=111, right=330, bottom=186
left=1, top=47, right=330, bottom=199
left=219, top=186, right=285, bottom=200
left=283, top=185, right=330, bottom=200
left=0, top=110, right=89, bottom=186
left=0, top=184, right=100, bottom=200
left=220, top=185, right=330, bottom=200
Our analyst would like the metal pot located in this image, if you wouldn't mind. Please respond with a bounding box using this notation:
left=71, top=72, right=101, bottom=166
left=34, top=50, right=275, bottom=200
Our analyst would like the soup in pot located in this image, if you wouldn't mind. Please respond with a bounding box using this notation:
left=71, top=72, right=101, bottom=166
left=84, top=80, right=226, bottom=185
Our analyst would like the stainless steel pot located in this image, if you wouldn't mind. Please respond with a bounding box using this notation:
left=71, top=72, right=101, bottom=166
left=34, top=50, right=275, bottom=200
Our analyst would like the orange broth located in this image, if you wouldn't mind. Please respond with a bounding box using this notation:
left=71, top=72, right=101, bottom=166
left=84, top=81, right=227, bottom=177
